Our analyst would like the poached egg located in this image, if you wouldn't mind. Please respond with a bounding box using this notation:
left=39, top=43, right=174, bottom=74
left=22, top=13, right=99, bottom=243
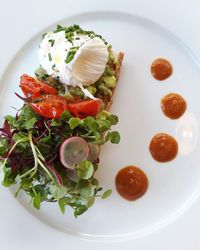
left=39, top=31, right=108, bottom=92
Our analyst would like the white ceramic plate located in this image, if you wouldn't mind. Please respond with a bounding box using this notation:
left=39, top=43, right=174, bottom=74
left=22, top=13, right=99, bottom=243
left=1, top=2, right=200, bottom=249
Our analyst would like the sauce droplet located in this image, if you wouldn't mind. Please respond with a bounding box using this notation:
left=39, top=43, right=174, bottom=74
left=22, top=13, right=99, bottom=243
left=151, top=58, right=173, bottom=80
left=149, top=133, right=178, bottom=162
left=115, top=166, right=148, bottom=201
left=161, top=93, right=187, bottom=119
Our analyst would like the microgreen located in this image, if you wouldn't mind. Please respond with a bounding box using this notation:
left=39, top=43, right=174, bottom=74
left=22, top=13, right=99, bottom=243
left=77, top=160, right=94, bottom=180
left=69, top=117, right=81, bottom=129
left=58, top=198, right=66, bottom=214
left=33, top=194, right=41, bottom=209
left=101, top=189, right=112, bottom=199
left=109, top=131, right=120, bottom=144
left=0, top=85, right=120, bottom=217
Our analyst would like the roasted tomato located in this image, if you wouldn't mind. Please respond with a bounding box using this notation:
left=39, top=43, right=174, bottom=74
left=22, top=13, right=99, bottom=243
left=21, top=74, right=102, bottom=119
left=67, top=99, right=101, bottom=119
left=31, top=96, right=101, bottom=119
left=30, top=95, right=67, bottom=119
left=20, top=74, right=57, bottom=99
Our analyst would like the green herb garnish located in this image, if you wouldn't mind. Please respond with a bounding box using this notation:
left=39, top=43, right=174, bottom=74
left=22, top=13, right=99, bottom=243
left=0, top=103, right=120, bottom=216
left=53, top=24, right=108, bottom=45
left=48, top=53, right=52, bottom=61
left=49, top=39, right=55, bottom=47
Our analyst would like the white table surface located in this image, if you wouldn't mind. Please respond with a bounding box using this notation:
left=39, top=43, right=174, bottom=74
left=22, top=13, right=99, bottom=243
left=0, top=0, right=200, bottom=249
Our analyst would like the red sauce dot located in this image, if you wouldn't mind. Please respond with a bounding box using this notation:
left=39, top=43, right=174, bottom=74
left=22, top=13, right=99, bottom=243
left=161, top=93, right=187, bottom=119
left=151, top=58, right=173, bottom=80
left=115, top=166, right=148, bottom=201
left=149, top=133, right=178, bottom=162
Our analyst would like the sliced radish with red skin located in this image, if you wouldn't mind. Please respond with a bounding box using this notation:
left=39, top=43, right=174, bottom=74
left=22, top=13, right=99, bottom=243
left=87, top=143, right=100, bottom=162
left=60, top=136, right=90, bottom=169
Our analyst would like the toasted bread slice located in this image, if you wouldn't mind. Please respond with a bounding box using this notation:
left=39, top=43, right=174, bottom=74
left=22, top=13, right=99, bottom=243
left=105, top=52, right=124, bottom=110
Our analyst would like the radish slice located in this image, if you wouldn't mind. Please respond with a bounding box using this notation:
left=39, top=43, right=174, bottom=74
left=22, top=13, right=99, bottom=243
left=60, top=136, right=89, bottom=169
left=87, top=143, right=100, bottom=163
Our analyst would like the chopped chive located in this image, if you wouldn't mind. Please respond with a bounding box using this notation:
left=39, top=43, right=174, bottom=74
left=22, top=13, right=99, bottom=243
left=65, top=47, right=79, bottom=64
left=54, top=28, right=65, bottom=33
left=71, top=46, right=79, bottom=49
left=52, top=64, right=56, bottom=69
left=48, top=53, right=52, bottom=61
left=65, top=53, right=75, bottom=64
left=42, top=33, right=47, bottom=39
left=57, top=24, right=63, bottom=29
left=54, top=24, right=65, bottom=33
left=49, top=39, right=55, bottom=47
left=68, top=38, right=73, bottom=43
left=74, top=24, right=80, bottom=29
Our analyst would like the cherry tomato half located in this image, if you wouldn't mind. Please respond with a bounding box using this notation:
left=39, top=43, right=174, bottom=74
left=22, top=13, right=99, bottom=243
left=20, top=74, right=57, bottom=99
left=31, top=95, right=67, bottom=119
left=31, top=96, right=101, bottom=119
left=67, top=99, right=101, bottom=119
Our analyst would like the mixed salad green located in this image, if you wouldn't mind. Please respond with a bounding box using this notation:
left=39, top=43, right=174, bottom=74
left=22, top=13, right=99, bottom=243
left=0, top=102, right=119, bottom=216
